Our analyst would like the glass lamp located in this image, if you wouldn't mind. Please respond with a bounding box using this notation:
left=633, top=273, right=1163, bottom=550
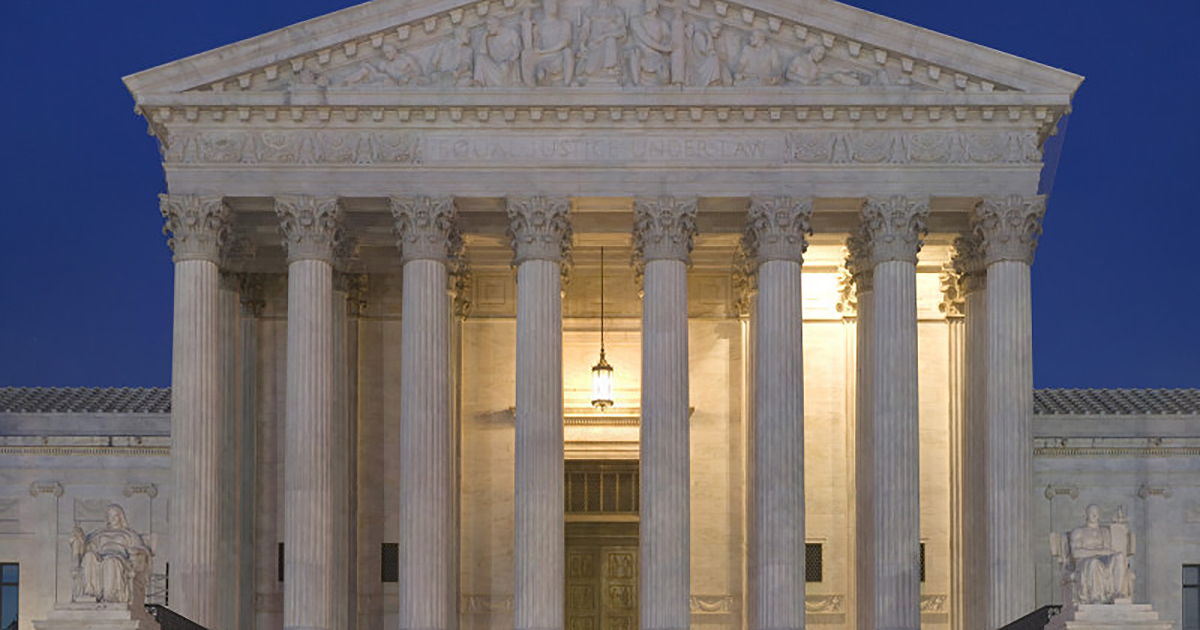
left=591, top=247, right=615, bottom=409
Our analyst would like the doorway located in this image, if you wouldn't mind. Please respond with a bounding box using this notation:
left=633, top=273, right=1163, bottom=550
left=565, top=460, right=639, bottom=630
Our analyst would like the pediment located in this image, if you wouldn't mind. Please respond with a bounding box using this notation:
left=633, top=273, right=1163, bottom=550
left=124, top=0, right=1081, bottom=103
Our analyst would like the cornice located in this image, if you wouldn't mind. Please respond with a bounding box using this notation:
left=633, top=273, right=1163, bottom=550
left=122, top=0, right=1081, bottom=97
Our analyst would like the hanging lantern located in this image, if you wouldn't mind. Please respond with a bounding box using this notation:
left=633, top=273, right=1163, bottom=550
left=591, top=247, right=614, bottom=409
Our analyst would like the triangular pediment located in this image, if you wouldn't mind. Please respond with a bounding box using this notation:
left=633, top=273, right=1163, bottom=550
left=124, top=0, right=1081, bottom=102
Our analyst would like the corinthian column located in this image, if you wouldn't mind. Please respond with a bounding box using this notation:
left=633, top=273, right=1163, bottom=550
left=974, top=195, right=1045, bottom=628
left=391, top=196, right=459, bottom=630
left=951, top=234, right=988, bottom=630
left=276, top=195, right=344, bottom=630
left=845, top=230, right=875, bottom=630
left=743, top=197, right=812, bottom=630
left=633, top=195, right=697, bottom=630
left=862, top=195, right=929, bottom=630
left=507, top=196, right=573, bottom=630
left=160, top=194, right=230, bottom=628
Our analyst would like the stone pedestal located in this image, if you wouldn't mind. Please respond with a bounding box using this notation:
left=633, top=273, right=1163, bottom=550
left=34, top=604, right=158, bottom=630
left=1046, top=604, right=1172, bottom=630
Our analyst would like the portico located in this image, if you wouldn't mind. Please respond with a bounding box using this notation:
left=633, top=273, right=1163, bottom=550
left=125, top=1, right=1081, bottom=629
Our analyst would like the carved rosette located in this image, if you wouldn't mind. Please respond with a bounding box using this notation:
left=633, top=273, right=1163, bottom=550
left=743, top=196, right=814, bottom=264
left=861, top=195, right=930, bottom=265
left=275, top=195, right=344, bottom=263
left=973, top=195, right=1046, bottom=265
left=159, top=194, right=231, bottom=263
left=505, top=196, right=573, bottom=265
left=632, top=195, right=699, bottom=264
left=844, top=228, right=873, bottom=294
left=389, top=196, right=461, bottom=263
left=951, top=232, right=987, bottom=295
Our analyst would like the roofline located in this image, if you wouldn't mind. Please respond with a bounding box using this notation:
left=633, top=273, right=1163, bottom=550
left=123, top=0, right=1082, bottom=98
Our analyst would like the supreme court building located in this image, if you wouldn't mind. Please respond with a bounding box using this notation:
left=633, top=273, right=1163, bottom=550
left=27, top=1, right=1200, bottom=630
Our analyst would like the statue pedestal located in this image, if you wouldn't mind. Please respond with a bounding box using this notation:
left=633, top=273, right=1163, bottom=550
left=33, top=603, right=158, bottom=630
left=1047, top=603, right=1172, bottom=630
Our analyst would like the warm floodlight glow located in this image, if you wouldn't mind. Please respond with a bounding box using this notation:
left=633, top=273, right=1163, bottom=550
left=591, top=351, right=614, bottom=409
left=591, top=247, right=615, bottom=409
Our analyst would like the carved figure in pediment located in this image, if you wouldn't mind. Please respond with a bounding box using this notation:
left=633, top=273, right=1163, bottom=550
left=431, top=27, right=476, bottom=86
left=343, top=44, right=424, bottom=87
left=520, top=0, right=575, bottom=86
left=785, top=44, right=873, bottom=87
left=686, top=20, right=729, bottom=87
left=475, top=18, right=523, bottom=87
left=734, top=30, right=780, bottom=86
left=577, top=0, right=626, bottom=84
left=628, top=0, right=675, bottom=86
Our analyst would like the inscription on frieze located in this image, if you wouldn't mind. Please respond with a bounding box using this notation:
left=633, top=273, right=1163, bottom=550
left=425, top=133, right=768, bottom=164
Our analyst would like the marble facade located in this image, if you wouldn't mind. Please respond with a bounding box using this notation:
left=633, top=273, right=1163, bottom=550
left=26, top=0, right=1200, bottom=629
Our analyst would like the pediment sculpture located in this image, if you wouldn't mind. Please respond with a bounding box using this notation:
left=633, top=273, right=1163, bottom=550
left=68, top=504, right=155, bottom=605
left=1050, top=504, right=1136, bottom=605
left=257, top=0, right=953, bottom=93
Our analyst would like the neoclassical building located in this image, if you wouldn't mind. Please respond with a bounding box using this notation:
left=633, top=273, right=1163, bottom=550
left=29, top=1, right=1200, bottom=630
left=119, top=0, right=1084, bottom=629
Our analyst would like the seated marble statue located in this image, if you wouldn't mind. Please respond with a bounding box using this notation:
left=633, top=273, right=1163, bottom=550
left=69, top=504, right=154, bottom=604
left=1051, top=504, right=1136, bottom=605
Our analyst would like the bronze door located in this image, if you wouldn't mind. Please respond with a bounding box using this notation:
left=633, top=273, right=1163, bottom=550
left=566, top=545, right=638, bottom=630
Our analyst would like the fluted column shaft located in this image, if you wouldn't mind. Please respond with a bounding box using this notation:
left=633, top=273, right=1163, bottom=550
left=745, top=197, right=812, bottom=630
left=392, top=196, right=459, bottom=630
left=862, top=196, right=928, bottom=630
left=846, top=234, right=874, bottom=630
left=277, top=196, right=343, bottom=630
left=160, top=194, right=230, bottom=628
left=508, top=197, right=572, bottom=630
left=331, top=273, right=353, bottom=630
left=953, top=237, right=988, bottom=630
left=634, top=196, right=697, bottom=630
left=974, top=195, right=1045, bottom=628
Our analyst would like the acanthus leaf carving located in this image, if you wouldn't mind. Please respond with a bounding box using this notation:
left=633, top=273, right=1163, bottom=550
left=506, top=195, right=574, bottom=265
left=860, top=194, right=930, bottom=265
left=743, top=195, right=813, bottom=264
left=632, top=195, right=698, bottom=264
left=159, top=194, right=231, bottom=263
left=274, top=196, right=344, bottom=263
left=973, top=194, right=1046, bottom=265
left=390, top=195, right=461, bottom=263
left=950, top=231, right=986, bottom=295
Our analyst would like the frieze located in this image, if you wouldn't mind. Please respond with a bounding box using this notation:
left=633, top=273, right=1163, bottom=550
left=162, top=128, right=1043, bottom=167
left=188, top=0, right=1006, bottom=96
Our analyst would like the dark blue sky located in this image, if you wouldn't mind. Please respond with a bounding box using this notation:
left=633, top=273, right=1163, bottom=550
left=1, top=1, right=1197, bottom=388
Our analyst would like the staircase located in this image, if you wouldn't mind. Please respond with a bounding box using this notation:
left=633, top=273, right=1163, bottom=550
left=999, top=605, right=1063, bottom=630
left=144, top=605, right=208, bottom=630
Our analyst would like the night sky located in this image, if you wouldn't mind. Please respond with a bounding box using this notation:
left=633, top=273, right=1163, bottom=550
left=1, top=1, right=1197, bottom=388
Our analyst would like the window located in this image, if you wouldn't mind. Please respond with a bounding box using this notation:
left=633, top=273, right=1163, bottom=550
left=1185, top=565, right=1200, bottom=630
left=382, top=543, right=399, bottom=583
left=1, top=564, right=17, bottom=630
left=805, top=543, right=823, bottom=582
left=277, top=543, right=284, bottom=583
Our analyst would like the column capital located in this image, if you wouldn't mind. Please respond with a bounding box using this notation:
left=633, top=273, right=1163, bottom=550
left=275, top=195, right=344, bottom=263
left=632, top=195, right=698, bottom=264
left=506, top=196, right=573, bottom=265
left=743, top=196, right=814, bottom=264
left=861, top=195, right=930, bottom=266
left=973, top=195, right=1046, bottom=266
left=159, top=194, right=231, bottom=263
left=390, top=195, right=461, bottom=264
left=844, top=229, right=874, bottom=293
left=951, top=232, right=988, bottom=295
left=939, top=266, right=965, bottom=318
